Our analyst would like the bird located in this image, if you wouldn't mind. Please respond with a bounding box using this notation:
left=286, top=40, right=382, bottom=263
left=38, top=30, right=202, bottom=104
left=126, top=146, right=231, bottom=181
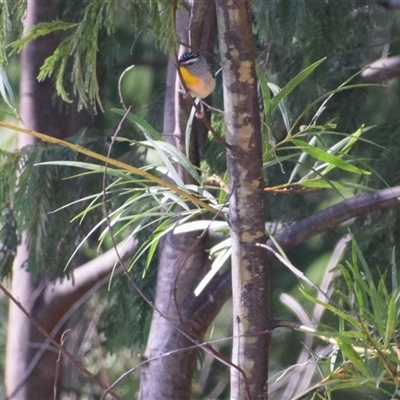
left=178, top=52, right=216, bottom=99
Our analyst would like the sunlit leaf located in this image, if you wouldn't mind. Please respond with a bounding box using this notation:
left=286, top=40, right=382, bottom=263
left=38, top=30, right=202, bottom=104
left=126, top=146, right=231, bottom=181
left=0, top=68, right=18, bottom=117
left=292, top=139, right=370, bottom=175
left=140, top=140, right=201, bottom=183
left=268, top=82, right=291, bottom=133
left=269, top=58, right=326, bottom=114
left=336, top=338, right=371, bottom=377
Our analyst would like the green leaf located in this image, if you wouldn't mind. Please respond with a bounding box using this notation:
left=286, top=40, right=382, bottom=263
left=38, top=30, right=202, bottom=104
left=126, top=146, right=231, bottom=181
left=300, top=288, right=361, bottom=328
left=114, top=110, right=163, bottom=141
left=145, top=233, right=160, bottom=272
left=256, top=66, right=272, bottom=126
left=143, top=135, right=185, bottom=187
left=318, top=126, right=367, bottom=176
left=0, top=68, right=18, bottom=117
left=298, top=181, right=373, bottom=191
left=194, top=245, right=231, bottom=296
left=9, top=20, right=78, bottom=53
left=292, top=139, right=370, bottom=175
left=140, top=140, right=201, bottom=184
left=185, top=98, right=198, bottom=158
left=383, top=291, right=397, bottom=349
left=268, top=82, right=291, bottom=133
left=116, top=110, right=203, bottom=185
left=340, top=262, right=370, bottom=314
left=257, top=71, right=272, bottom=160
left=340, top=126, right=367, bottom=155
left=291, top=82, right=380, bottom=136
left=128, top=212, right=195, bottom=276
left=37, top=160, right=132, bottom=179
left=351, top=238, right=373, bottom=283
left=173, top=220, right=228, bottom=234
left=118, top=112, right=185, bottom=186
left=269, top=57, right=326, bottom=114
left=391, top=248, right=398, bottom=291
left=289, top=135, right=318, bottom=183
left=336, top=338, right=371, bottom=377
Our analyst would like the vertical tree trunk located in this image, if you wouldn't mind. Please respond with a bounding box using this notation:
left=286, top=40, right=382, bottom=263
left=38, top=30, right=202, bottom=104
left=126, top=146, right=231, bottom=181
left=215, top=1, right=270, bottom=399
left=5, top=1, right=68, bottom=398
left=138, top=1, right=221, bottom=399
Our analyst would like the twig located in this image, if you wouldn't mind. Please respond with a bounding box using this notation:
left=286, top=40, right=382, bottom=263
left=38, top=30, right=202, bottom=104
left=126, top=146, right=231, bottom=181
left=100, top=328, right=271, bottom=400
left=254, top=243, right=343, bottom=310
left=0, top=282, right=123, bottom=400
left=103, top=90, right=249, bottom=397
left=53, top=330, right=70, bottom=400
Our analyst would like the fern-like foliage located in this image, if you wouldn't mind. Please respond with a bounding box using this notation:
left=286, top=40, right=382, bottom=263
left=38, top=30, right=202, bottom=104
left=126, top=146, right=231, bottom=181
left=0, top=148, right=22, bottom=276
left=0, top=0, right=26, bottom=66
left=7, top=0, right=179, bottom=112
left=0, top=134, right=132, bottom=281
left=253, top=0, right=381, bottom=132
left=124, top=0, right=177, bottom=52
left=297, top=238, right=400, bottom=399
left=9, top=8, right=115, bottom=111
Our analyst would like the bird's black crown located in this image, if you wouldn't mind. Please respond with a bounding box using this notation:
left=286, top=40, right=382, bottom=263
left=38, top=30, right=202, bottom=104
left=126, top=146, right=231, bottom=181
left=178, top=52, right=200, bottom=65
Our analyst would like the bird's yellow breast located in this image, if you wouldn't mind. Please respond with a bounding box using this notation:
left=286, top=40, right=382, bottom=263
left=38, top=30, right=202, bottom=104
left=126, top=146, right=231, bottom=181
left=179, top=66, right=202, bottom=85
left=179, top=66, right=215, bottom=98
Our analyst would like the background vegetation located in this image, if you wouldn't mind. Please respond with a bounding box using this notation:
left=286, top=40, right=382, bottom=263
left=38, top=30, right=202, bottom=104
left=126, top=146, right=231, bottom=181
left=1, top=1, right=400, bottom=399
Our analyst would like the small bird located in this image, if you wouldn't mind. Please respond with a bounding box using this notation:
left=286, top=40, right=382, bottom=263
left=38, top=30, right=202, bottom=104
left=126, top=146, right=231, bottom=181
left=178, top=52, right=216, bottom=99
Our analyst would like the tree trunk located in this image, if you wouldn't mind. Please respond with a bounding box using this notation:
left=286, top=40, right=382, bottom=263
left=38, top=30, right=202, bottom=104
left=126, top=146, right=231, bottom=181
left=5, top=1, right=67, bottom=398
left=138, top=1, right=223, bottom=399
left=5, top=2, right=133, bottom=398
left=215, top=1, right=270, bottom=399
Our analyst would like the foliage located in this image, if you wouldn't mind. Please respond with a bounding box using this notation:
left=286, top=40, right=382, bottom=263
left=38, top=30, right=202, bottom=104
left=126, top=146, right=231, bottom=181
left=0, top=132, right=137, bottom=280
left=0, top=0, right=26, bottom=66
left=294, top=238, right=400, bottom=399
left=0, top=54, right=374, bottom=298
left=254, top=0, right=383, bottom=136
left=1, top=0, right=400, bottom=398
left=5, top=0, right=180, bottom=112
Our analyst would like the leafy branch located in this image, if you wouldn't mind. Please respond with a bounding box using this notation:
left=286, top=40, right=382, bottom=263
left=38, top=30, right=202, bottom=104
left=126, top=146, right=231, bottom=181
left=294, top=239, right=400, bottom=398
left=0, top=120, right=219, bottom=215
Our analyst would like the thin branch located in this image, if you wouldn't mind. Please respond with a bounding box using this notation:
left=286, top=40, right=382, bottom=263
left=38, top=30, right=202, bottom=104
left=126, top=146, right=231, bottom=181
left=270, top=185, right=400, bottom=250
left=255, top=243, right=343, bottom=311
left=0, top=282, right=123, bottom=400
left=100, top=329, right=272, bottom=400
left=0, top=121, right=219, bottom=214
left=53, top=330, right=70, bottom=400
left=16, top=263, right=127, bottom=398
left=201, top=185, right=400, bottom=334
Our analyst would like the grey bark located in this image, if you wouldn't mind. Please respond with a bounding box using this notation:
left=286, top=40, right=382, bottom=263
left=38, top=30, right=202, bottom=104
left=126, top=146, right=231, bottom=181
left=138, top=1, right=220, bottom=399
left=5, top=1, right=67, bottom=398
left=5, top=1, right=136, bottom=398
left=215, top=0, right=269, bottom=399
left=205, top=186, right=400, bottom=341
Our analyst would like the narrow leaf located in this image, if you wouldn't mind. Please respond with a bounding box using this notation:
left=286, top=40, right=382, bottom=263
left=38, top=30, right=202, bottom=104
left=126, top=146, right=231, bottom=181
left=141, top=136, right=185, bottom=187
left=270, top=58, right=326, bottom=113
left=141, top=140, right=201, bottom=183
left=336, top=338, right=370, bottom=377
left=268, top=82, right=291, bottom=133
left=112, top=109, right=163, bottom=140
left=0, top=69, right=18, bottom=117
left=292, top=139, right=370, bottom=175
left=185, top=98, right=198, bottom=157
